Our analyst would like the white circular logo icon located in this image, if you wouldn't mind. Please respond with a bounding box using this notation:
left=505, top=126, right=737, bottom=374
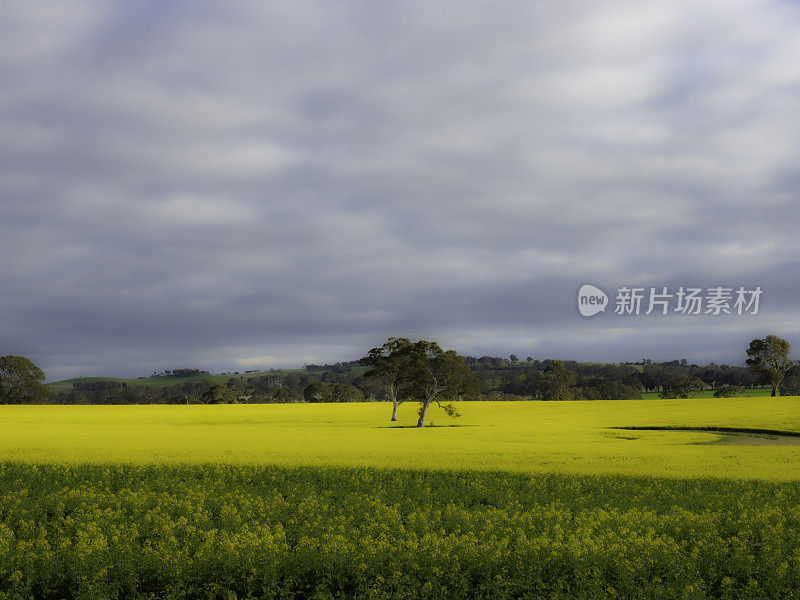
left=578, top=284, right=608, bottom=317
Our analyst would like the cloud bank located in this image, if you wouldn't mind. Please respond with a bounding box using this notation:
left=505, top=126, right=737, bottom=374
left=1, top=0, right=799, bottom=379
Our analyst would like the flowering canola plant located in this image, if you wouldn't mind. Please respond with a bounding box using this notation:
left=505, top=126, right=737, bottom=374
left=1, top=398, right=800, bottom=598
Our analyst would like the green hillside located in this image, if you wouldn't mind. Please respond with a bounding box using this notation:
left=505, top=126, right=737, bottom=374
left=46, top=369, right=310, bottom=394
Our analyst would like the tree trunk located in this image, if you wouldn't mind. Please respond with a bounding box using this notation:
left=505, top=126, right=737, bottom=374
left=772, top=384, right=778, bottom=397
left=417, top=399, right=431, bottom=427
left=388, top=382, right=399, bottom=421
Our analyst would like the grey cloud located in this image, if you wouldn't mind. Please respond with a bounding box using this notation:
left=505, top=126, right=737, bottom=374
left=1, top=0, right=800, bottom=380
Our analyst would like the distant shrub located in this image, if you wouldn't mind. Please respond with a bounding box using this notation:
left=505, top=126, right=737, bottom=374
left=481, top=391, right=528, bottom=401
left=714, top=385, right=747, bottom=398
left=303, top=381, right=331, bottom=403
left=200, top=384, right=237, bottom=404
left=328, top=383, right=365, bottom=403
left=780, top=376, right=800, bottom=396
left=270, top=386, right=303, bottom=403
left=659, top=375, right=705, bottom=398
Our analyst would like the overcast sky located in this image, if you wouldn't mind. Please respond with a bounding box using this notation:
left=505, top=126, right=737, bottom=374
left=2, top=0, right=799, bottom=380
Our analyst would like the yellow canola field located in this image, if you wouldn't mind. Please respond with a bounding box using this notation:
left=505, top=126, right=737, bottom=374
left=1, top=397, right=799, bottom=479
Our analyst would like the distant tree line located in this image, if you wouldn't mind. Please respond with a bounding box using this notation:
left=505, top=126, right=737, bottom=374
left=2, top=335, right=796, bottom=405
left=42, top=355, right=787, bottom=406
left=48, top=371, right=384, bottom=406
left=304, top=360, right=361, bottom=373
left=468, top=357, right=774, bottom=400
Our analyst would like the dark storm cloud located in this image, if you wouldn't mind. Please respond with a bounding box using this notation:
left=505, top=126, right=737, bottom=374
left=2, top=0, right=800, bottom=380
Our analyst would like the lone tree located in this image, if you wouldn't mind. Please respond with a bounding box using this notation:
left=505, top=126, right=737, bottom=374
left=746, top=335, right=794, bottom=397
left=360, top=337, right=415, bottom=421
left=0, top=355, right=49, bottom=404
left=407, top=340, right=478, bottom=428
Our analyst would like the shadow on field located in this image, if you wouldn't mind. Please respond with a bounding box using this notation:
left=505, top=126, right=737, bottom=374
left=611, top=426, right=800, bottom=446
left=376, top=424, right=478, bottom=429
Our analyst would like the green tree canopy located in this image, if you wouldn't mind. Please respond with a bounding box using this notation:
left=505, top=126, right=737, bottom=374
left=360, top=337, right=415, bottom=421
left=746, top=335, right=794, bottom=397
left=780, top=376, right=800, bottom=397
left=329, top=383, right=365, bottom=403
left=360, top=338, right=478, bottom=426
left=0, top=355, right=49, bottom=404
left=271, top=386, right=303, bottom=403
left=659, top=374, right=705, bottom=399
left=713, top=385, right=746, bottom=398
left=406, top=341, right=479, bottom=427
left=303, top=381, right=332, bottom=403
left=543, top=360, right=576, bottom=401
left=200, top=385, right=238, bottom=404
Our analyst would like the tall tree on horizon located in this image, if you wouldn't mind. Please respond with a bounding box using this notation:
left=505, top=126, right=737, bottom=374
left=0, top=355, right=49, bottom=404
left=746, top=335, right=794, bottom=397
left=543, top=360, right=576, bottom=401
